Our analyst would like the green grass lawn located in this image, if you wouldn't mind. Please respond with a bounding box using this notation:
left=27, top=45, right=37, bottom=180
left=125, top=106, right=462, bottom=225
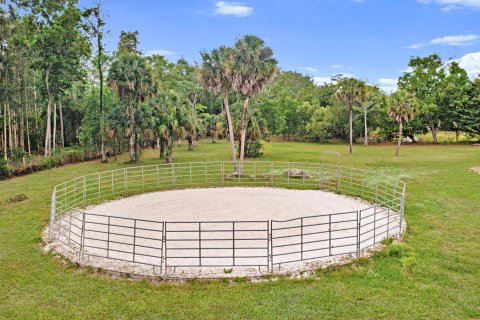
left=1, top=140, right=479, bottom=319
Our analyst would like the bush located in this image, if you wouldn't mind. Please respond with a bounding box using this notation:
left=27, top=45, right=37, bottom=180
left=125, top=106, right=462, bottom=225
left=40, top=154, right=63, bottom=170
left=63, top=147, right=85, bottom=164
left=0, top=159, right=9, bottom=179
left=245, top=140, right=263, bottom=158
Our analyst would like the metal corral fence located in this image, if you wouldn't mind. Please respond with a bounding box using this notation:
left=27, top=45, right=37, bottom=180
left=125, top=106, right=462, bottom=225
left=48, top=161, right=406, bottom=276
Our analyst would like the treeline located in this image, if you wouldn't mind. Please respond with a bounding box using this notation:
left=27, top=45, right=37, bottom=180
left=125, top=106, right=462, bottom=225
left=1, top=1, right=479, bottom=176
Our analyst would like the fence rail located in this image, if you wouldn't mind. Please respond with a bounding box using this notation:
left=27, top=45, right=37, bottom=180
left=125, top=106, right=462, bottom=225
left=48, top=161, right=406, bottom=276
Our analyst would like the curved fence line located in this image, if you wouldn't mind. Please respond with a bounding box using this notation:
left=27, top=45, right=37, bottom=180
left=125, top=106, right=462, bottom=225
left=48, top=161, right=406, bottom=276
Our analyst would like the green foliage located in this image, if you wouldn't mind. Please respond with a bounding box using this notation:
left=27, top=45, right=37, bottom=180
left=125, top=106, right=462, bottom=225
left=1, top=143, right=480, bottom=318
left=0, top=159, right=9, bottom=179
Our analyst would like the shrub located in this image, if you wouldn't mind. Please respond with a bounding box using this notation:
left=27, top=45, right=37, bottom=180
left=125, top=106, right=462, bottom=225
left=245, top=140, right=263, bottom=158
left=0, top=159, right=9, bottom=179
left=40, top=154, right=63, bottom=170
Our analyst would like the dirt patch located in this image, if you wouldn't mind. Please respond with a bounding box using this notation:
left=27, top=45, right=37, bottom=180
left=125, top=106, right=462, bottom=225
left=46, top=187, right=404, bottom=279
left=470, top=167, right=480, bottom=174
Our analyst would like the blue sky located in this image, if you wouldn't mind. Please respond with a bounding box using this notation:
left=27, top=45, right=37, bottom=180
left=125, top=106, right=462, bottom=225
left=79, top=0, right=480, bottom=92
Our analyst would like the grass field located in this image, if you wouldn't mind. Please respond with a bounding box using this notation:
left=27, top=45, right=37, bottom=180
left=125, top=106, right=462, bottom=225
left=1, top=140, right=479, bottom=319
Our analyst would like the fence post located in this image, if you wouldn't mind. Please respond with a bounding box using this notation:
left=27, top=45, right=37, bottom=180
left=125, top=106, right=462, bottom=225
left=356, top=210, right=361, bottom=258
left=123, top=168, right=128, bottom=196
left=82, top=176, right=87, bottom=207
left=399, top=183, right=406, bottom=237
left=111, top=171, right=114, bottom=195
left=269, top=220, right=273, bottom=273
left=287, top=162, right=290, bottom=185
left=198, top=222, right=202, bottom=266
left=319, top=161, right=324, bottom=190
left=336, top=163, right=341, bottom=192
left=133, top=219, right=137, bottom=263
left=48, top=188, right=56, bottom=240
left=98, top=172, right=101, bottom=198
left=79, top=211, right=86, bottom=262
left=373, top=205, right=377, bottom=244
left=300, top=218, right=304, bottom=260
left=270, top=162, right=274, bottom=186
left=328, top=214, right=332, bottom=256
left=171, top=163, right=175, bottom=188
left=232, top=221, right=235, bottom=266
left=107, top=216, right=111, bottom=258
left=221, top=162, right=225, bottom=186
left=205, top=162, right=208, bottom=184
left=386, top=208, right=390, bottom=238
left=162, top=221, right=167, bottom=276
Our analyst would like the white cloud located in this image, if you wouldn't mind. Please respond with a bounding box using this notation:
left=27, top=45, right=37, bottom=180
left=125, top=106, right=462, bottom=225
left=330, top=64, right=343, bottom=69
left=304, top=67, right=318, bottom=73
left=312, top=73, right=355, bottom=85
left=409, top=34, right=479, bottom=49
left=376, top=78, right=398, bottom=94
left=313, top=77, right=335, bottom=85
left=214, top=1, right=253, bottom=17
left=418, top=0, right=480, bottom=10
left=145, top=49, right=175, bottom=56
left=449, top=51, right=480, bottom=79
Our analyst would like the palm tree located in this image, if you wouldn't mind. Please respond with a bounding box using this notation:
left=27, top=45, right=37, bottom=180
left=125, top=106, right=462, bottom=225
left=107, top=53, right=151, bottom=162
left=388, top=90, right=416, bottom=156
left=205, top=114, right=224, bottom=143
left=199, top=47, right=238, bottom=172
left=336, top=78, right=366, bottom=154
left=232, top=35, right=278, bottom=173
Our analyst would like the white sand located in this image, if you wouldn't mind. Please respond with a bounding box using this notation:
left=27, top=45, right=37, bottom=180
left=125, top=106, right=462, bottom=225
left=46, top=187, right=403, bottom=279
left=86, top=187, right=370, bottom=221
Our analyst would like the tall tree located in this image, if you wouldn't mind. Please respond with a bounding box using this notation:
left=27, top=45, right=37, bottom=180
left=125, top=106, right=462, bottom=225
left=389, top=90, right=416, bottom=156
left=440, top=62, right=473, bottom=141
left=398, top=54, right=445, bottom=144
left=358, top=85, right=384, bottom=146
left=232, top=35, right=277, bottom=173
left=30, top=0, right=90, bottom=157
left=199, top=47, right=238, bottom=171
left=336, top=78, right=366, bottom=153
left=108, top=53, right=151, bottom=162
left=85, top=4, right=107, bottom=162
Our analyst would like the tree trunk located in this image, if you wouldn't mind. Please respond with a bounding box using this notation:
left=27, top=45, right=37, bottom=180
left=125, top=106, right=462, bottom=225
left=20, top=102, right=25, bottom=153
left=432, top=127, right=438, bottom=144
left=159, top=138, right=165, bottom=159
left=428, top=119, right=438, bottom=144
left=97, top=11, right=107, bottom=163
left=3, top=102, right=7, bottom=160
left=364, top=107, right=368, bottom=146
left=187, top=135, right=193, bottom=151
left=53, top=103, right=57, bottom=154
left=223, top=89, right=237, bottom=172
left=395, top=120, right=402, bottom=156
left=238, top=97, right=250, bottom=174
left=165, top=137, right=173, bottom=163
left=13, top=109, right=18, bottom=149
left=44, top=69, right=52, bottom=157
left=7, top=102, right=12, bottom=150
left=33, top=71, right=40, bottom=152
left=349, top=104, right=353, bottom=154
left=24, top=74, right=31, bottom=155
left=26, top=105, right=31, bottom=155
left=59, top=101, right=64, bottom=149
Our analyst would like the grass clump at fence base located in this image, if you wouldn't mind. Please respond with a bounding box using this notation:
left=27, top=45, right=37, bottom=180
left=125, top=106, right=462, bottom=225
left=0, top=141, right=479, bottom=319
